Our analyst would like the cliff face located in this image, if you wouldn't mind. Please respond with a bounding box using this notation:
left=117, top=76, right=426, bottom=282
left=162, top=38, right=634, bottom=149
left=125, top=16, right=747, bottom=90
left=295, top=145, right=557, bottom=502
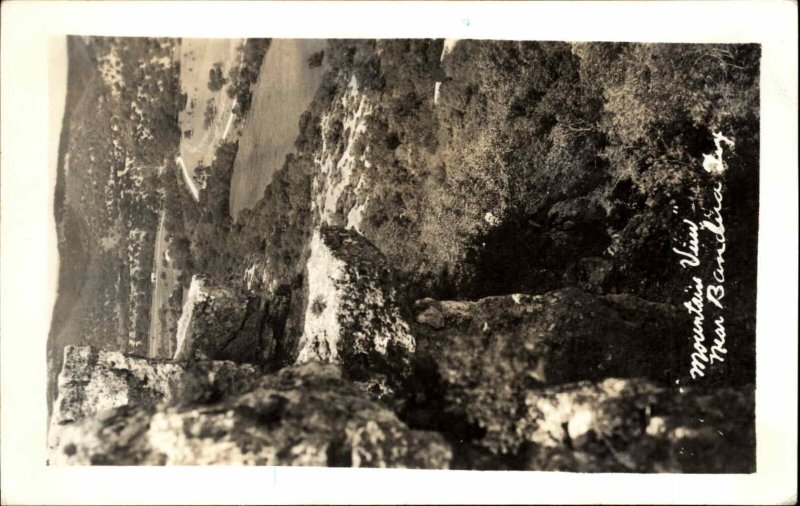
left=408, top=288, right=683, bottom=454
left=403, top=288, right=754, bottom=469
left=295, top=226, right=416, bottom=397
left=174, top=275, right=270, bottom=364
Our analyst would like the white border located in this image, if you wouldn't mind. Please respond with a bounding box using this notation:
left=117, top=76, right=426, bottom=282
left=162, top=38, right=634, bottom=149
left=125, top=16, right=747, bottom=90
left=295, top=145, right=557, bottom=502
left=1, top=1, right=797, bottom=504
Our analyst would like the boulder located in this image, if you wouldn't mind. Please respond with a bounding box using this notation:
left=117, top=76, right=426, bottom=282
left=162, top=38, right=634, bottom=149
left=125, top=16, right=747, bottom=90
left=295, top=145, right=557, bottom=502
left=411, top=287, right=683, bottom=453
left=50, top=362, right=452, bottom=468
left=48, top=345, right=259, bottom=457
left=174, top=275, right=270, bottom=364
left=518, top=378, right=754, bottom=473
left=296, top=226, right=416, bottom=387
left=414, top=300, right=445, bottom=329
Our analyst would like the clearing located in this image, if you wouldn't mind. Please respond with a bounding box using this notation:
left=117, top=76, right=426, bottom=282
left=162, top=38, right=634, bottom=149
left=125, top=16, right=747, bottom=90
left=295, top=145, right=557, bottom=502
left=229, top=39, right=328, bottom=220
left=178, top=38, right=245, bottom=178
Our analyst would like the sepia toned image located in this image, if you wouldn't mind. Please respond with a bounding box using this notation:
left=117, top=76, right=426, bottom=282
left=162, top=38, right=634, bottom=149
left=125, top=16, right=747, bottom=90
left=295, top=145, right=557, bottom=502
left=44, top=35, right=761, bottom=472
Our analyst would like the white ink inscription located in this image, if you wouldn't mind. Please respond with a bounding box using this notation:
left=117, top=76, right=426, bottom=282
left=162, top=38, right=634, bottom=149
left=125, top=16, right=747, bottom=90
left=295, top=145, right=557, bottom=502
left=675, top=132, right=732, bottom=380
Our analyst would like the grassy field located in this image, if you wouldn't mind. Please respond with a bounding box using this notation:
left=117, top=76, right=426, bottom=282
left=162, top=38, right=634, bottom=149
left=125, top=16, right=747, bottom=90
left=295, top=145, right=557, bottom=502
left=178, top=38, right=244, bottom=177
left=228, top=39, right=328, bottom=220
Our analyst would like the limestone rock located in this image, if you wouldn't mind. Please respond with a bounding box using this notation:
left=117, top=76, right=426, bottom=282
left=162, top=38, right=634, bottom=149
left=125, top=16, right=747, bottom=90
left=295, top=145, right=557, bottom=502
left=296, top=226, right=416, bottom=385
left=48, top=345, right=259, bottom=456
left=412, top=287, right=682, bottom=453
left=50, top=362, right=452, bottom=468
left=174, top=275, right=270, bottom=364
left=518, top=378, right=754, bottom=473
left=415, top=301, right=445, bottom=329
left=51, top=345, right=260, bottom=425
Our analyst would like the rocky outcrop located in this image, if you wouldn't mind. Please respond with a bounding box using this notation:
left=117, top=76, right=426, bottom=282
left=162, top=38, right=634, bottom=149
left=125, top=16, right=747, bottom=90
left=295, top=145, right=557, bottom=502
left=406, top=289, right=754, bottom=471
left=48, top=345, right=259, bottom=456
left=411, top=287, right=683, bottom=453
left=518, top=378, right=754, bottom=473
left=50, top=362, right=452, bottom=468
left=48, top=279, right=753, bottom=472
left=174, top=275, right=270, bottom=364
left=296, top=226, right=416, bottom=389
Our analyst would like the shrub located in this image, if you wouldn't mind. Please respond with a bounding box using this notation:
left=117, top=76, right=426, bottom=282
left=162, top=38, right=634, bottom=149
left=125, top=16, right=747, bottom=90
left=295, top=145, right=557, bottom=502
left=207, top=62, right=227, bottom=92
left=307, top=50, right=324, bottom=68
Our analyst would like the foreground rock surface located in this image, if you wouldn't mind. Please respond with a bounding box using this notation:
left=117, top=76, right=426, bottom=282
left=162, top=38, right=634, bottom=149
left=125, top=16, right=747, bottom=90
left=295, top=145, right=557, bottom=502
left=296, top=226, right=416, bottom=392
left=519, top=378, right=755, bottom=473
left=410, top=287, right=685, bottom=453
left=51, top=346, right=260, bottom=424
left=48, top=346, right=259, bottom=454
left=51, top=362, right=452, bottom=468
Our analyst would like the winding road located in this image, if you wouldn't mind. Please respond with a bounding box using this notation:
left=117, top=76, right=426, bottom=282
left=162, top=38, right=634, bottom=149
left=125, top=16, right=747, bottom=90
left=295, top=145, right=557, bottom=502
left=176, top=156, right=199, bottom=201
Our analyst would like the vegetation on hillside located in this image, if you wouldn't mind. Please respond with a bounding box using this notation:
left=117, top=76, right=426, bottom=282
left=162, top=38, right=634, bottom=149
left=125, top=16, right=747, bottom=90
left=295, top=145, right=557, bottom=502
left=173, top=39, right=758, bottom=323
left=227, top=39, right=272, bottom=121
left=245, top=39, right=758, bottom=380
left=49, top=35, right=183, bottom=414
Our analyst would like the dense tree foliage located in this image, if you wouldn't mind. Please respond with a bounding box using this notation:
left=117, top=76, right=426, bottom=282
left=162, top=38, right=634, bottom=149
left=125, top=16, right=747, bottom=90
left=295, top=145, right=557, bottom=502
left=305, top=40, right=760, bottom=310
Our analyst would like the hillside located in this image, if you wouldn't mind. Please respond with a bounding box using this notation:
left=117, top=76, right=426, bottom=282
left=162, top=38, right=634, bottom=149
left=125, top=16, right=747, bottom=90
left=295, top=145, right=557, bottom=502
left=48, top=36, right=182, bottom=416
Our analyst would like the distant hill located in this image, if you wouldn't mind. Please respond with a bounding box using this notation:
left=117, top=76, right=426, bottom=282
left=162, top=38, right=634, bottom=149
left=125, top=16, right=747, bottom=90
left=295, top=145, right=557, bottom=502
left=48, top=36, right=181, bottom=418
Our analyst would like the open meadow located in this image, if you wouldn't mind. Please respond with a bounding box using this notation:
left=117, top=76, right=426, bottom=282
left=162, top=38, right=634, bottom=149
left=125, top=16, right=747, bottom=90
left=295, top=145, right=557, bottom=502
left=229, top=39, right=327, bottom=219
left=178, top=38, right=244, bottom=178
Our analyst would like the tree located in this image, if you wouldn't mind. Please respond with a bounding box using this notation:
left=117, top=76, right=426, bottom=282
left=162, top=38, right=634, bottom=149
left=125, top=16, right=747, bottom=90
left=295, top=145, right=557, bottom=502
left=207, top=62, right=227, bottom=92
left=203, top=99, right=217, bottom=129
left=307, top=50, right=325, bottom=68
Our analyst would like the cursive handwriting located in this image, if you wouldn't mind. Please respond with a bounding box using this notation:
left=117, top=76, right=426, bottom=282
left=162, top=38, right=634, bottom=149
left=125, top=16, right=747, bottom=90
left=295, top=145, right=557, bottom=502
left=675, top=133, right=731, bottom=380
left=673, top=219, right=701, bottom=268
left=702, top=182, right=726, bottom=309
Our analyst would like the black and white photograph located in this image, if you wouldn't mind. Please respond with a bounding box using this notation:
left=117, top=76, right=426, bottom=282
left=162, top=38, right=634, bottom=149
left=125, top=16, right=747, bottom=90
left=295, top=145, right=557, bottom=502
left=1, top=1, right=797, bottom=504
left=44, top=34, right=763, bottom=471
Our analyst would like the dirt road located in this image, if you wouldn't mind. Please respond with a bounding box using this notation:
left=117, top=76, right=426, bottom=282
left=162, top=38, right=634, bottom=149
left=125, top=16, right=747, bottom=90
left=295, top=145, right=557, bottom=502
left=147, top=212, right=181, bottom=358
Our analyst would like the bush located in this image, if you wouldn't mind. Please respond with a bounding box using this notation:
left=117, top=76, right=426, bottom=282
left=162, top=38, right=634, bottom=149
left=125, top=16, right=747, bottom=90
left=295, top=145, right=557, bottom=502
left=203, top=99, right=217, bottom=129
left=207, top=62, right=227, bottom=92
left=307, top=50, right=324, bottom=68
